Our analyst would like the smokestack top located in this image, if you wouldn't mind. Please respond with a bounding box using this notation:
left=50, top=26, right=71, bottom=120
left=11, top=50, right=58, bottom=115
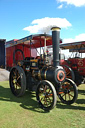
left=51, top=27, right=61, bottom=31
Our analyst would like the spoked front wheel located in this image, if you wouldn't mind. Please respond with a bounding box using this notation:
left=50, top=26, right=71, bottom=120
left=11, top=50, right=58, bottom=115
left=58, top=78, right=78, bottom=105
left=9, top=66, right=26, bottom=97
left=36, top=80, right=57, bottom=111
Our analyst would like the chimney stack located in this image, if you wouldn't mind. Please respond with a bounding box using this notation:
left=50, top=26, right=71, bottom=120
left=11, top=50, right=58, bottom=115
left=51, top=27, right=61, bottom=67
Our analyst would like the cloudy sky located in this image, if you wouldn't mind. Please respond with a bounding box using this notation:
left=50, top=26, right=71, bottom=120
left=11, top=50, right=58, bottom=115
left=0, top=0, right=85, bottom=43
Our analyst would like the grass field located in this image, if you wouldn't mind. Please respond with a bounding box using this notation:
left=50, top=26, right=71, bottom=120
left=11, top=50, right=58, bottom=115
left=0, top=81, right=85, bottom=128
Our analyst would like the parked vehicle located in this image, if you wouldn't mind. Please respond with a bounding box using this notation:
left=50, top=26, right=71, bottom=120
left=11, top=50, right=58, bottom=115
left=8, top=27, right=78, bottom=111
left=60, top=41, right=85, bottom=86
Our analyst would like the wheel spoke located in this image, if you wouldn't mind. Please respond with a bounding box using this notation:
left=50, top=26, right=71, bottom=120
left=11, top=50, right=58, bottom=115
left=65, top=94, right=66, bottom=101
left=68, top=93, right=74, bottom=98
left=66, top=71, right=70, bottom=76
left=44, top=98, right=48, bottom=106
left=48, top=88, right=51, bottom=93
left=13, top=71, right=16, bottom=76
left=17, top=76, right=20, bottom=80
left=67, top=76, right=71, bottom=78
left=40, top=96, right=45, bottom=101
left=68, top=93, right=70, bottom=100
left=44, top=85, right=47, bottom=92
left=17, top=83, right=21, bottom=87
left=61, top=93, right=65, bottom=98
left=58, top=91, right=64, bottom=94
left=48, top=97, right=52, bottom=103
left=15, top=84, right=17, bottom=91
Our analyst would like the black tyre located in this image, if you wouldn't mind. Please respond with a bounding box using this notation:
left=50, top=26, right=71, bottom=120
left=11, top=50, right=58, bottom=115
left=36, top=80, right=57, bottom=111
left=9, top=66, right=26, bottom=97
left=62, top=65, right=75, bottom=81
left=58, top=78, right=78, bottom=105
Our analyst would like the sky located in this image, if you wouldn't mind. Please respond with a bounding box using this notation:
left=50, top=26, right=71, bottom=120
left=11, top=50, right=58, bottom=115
left=0, top=0, right=85, bottom=44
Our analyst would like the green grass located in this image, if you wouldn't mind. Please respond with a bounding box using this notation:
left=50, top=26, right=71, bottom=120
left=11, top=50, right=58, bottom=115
left=0, top=81, right=85, bottom=128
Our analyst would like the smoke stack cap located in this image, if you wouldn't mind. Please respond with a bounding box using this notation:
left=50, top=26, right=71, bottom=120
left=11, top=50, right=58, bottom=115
left=51, top=27, right=61, bottom=31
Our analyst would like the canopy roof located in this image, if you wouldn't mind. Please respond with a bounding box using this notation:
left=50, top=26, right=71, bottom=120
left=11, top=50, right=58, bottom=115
left=60, top=41, right=85, bottom=53
left=6, top=34, right=62, bottom=48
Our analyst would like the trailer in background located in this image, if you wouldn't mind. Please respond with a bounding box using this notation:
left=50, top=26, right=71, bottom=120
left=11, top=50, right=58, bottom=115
left=6, top=37, right=37, bottom=70
left=0, top=39, right=6, bottom=68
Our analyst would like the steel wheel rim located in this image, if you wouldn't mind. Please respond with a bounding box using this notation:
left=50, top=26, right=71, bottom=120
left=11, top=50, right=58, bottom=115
left=10, top=68, right=22, bottom=95
left=59, top=81, right=75, bottom=101
left=38, top=83, right=54, bottom=108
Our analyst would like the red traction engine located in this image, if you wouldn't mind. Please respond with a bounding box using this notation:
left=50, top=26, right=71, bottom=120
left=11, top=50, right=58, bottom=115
left=60, top=41, right=85, bottom=86
left=9, top=27, right=78, bottom=111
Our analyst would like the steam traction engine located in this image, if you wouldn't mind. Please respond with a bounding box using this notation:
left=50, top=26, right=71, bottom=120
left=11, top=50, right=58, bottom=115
left=60, top=41, right=85, bottom=86
left=9, top=27, right=78, bottom=111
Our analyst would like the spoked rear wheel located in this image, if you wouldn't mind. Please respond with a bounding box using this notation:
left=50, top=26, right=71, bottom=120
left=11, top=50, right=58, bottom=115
left=9, top=66, right=26, bottom=97
left=36, top=80, right=57, bottom=111
left=58, top=78, right=78, bottom=105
